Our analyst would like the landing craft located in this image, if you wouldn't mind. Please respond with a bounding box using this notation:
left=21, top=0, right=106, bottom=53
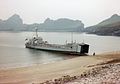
left=25, top=28, right=89, bottom=55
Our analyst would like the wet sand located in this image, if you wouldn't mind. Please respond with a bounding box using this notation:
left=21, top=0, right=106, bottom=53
left=0, top=51, right=120, bottom=84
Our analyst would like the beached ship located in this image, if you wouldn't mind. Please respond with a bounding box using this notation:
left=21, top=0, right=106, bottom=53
left=25, top=29, right=89, bottom=55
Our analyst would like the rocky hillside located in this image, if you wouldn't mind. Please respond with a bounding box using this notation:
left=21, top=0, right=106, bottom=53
left=85, top=14, right=120, bottom=36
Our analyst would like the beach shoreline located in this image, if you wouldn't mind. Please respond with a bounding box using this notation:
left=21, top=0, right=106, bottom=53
left=0, top=51, right=120, bottom=84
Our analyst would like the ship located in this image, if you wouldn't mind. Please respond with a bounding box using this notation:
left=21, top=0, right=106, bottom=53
left=25, top=28, right=89, bottom=55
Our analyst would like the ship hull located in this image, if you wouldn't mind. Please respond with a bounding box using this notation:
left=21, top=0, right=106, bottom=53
left=25, top=45, right=86, bottom=55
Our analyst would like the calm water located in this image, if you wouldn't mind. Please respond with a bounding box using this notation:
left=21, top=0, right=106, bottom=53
left=0, top=32, right=120, bottom=69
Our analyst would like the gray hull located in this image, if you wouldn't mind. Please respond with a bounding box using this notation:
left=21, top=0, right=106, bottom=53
left=25, top=44, right=89, bottom=55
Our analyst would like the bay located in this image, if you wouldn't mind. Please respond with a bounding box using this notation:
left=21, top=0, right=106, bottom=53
left=0, top=32, right=120, bottom=69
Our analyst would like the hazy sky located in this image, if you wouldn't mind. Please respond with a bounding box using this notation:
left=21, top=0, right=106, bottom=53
left=0, top=0, right=120, bottom=27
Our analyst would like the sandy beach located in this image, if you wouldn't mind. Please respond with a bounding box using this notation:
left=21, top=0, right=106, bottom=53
left=0, top=51, right=120, bottom=84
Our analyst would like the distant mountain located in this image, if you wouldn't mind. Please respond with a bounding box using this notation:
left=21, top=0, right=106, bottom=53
left=97, top=14, right=120, bottom=26
left=38, top=18, right=84, bottom=32
left=0, top=14, right=24, bottom=31
left=0, top=14, right=84, bottom=32
left=85, top=14, right=120, bottom=36
left=0, top=19, right=2, bottom=22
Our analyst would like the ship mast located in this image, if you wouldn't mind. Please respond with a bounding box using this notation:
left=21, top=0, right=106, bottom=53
left=71, top=32, right=73, bottom=44
left=35, top=27, right=38, bottom=37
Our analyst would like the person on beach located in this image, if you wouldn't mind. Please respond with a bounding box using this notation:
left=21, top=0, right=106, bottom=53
left=93, top=52, right=95, bottom=56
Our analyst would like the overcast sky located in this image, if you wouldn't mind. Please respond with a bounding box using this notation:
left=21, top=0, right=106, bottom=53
left=0, top=0, right=120, bottom=27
